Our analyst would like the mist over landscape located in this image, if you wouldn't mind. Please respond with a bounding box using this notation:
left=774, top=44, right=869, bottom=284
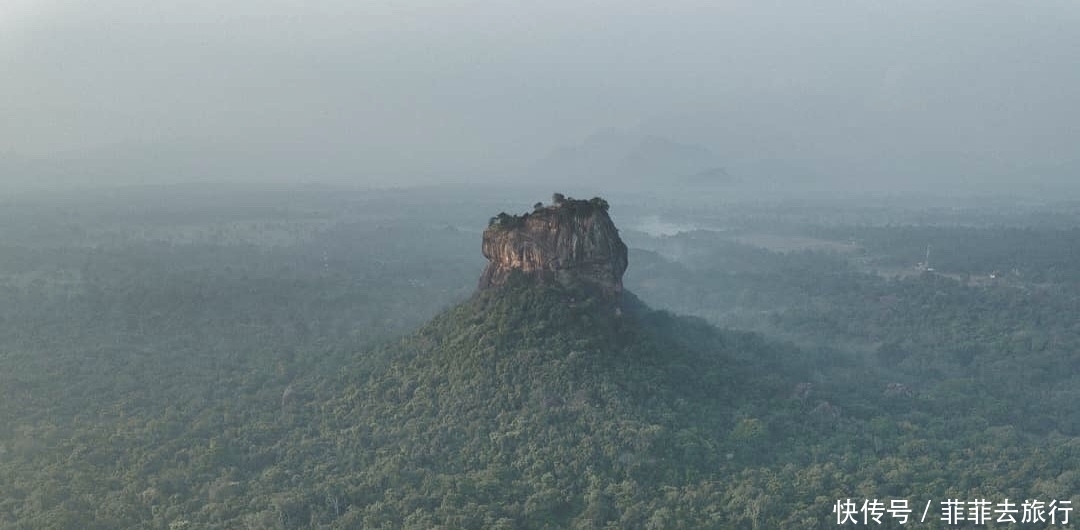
left=3, top=0, right=1080, bottom=196
left=2, top=1, right=1080, bottom=529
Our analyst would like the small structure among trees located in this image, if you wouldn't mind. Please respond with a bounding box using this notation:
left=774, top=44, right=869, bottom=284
left=488, top=194, right=612, bottom=229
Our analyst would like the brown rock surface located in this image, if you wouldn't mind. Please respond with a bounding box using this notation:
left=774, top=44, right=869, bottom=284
left=478, top=195, right=628, bottom=297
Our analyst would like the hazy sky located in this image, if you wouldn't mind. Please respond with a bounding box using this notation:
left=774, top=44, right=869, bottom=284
left=2, top=0, right=1078, bottom=192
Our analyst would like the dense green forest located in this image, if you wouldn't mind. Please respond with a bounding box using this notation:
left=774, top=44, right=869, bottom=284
left=0, top=187, right=1076, bottom=528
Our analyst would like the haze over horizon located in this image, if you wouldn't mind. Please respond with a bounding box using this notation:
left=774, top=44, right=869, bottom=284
left=3, top=1, right=1078, bottom=196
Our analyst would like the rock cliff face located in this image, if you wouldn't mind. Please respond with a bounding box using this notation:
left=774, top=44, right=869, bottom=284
left=479, top=195, right=628, bottom=297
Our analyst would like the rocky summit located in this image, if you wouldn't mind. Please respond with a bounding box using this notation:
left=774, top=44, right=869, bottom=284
left=478, top=193, right=629, bottom=297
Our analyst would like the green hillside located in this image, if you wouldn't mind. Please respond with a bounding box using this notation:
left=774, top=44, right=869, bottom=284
left=2, top=270, right=1075, bottom=529
left=0, top=189, right=1076, bottom=529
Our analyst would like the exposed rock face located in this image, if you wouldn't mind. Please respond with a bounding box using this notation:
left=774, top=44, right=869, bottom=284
left=479, top=195, right=628, bottom=297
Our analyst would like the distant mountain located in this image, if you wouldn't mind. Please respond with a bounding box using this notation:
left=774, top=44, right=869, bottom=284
left=682, top=166, right=738, bottom=185
left=529, top=130, right=734, bottom=187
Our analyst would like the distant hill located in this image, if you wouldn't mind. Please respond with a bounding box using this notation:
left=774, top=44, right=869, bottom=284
left=529, top=130, right=734, bottom=188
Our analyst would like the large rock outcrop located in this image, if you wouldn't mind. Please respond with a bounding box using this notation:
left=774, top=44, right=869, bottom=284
left=479, top=194, right=628, bottom=297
